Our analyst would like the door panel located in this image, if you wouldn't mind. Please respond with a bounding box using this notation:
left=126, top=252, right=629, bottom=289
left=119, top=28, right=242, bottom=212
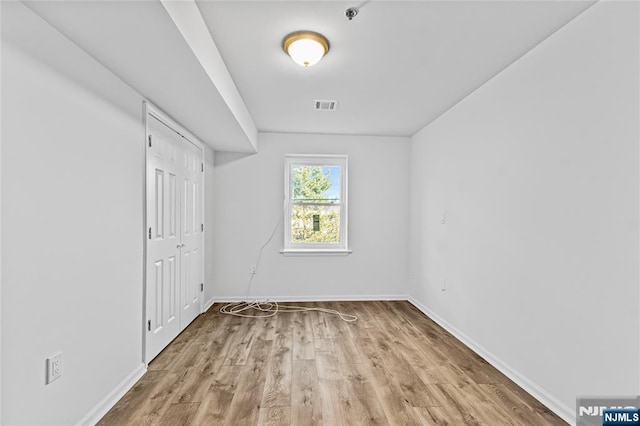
left=154, top=169, right=164, bottom=239
left=146, top=113, right=204, bottom=363
left=182, top=250, right=190, bottom=310
left=153, top=260, right=162, bottom=330
left=167, top=255, right=177, bottom=322
left=191, top=247, right=200, bottom=304
left=146, top=116, right=182, bottom=362
left=169, top=173, right=177, bottom=238
left=178, top=139, right=203, bottom=329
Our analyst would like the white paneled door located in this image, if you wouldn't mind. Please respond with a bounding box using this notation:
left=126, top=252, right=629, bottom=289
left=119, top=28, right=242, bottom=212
left=178, top=134, right=203, bottom=331
left=146, top=113, right=203, bottom=363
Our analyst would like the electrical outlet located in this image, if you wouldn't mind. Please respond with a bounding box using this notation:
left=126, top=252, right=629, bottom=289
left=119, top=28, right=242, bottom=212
left=46, top=352, right=63, bottom=384
left=250, top=264, right=257, bottom=275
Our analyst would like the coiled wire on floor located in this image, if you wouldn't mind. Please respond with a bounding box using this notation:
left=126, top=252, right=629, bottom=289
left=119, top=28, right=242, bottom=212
left=220, top=300, right=357, bottom=322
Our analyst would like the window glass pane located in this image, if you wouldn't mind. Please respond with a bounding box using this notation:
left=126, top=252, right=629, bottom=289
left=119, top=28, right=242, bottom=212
left=291, top=204, right=341, bottom=244
left=291, top=165, right=341, bottom=203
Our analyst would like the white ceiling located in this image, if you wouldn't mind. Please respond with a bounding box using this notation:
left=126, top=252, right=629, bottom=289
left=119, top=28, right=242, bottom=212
left=22, top=0, right=595, bottom=149
left=198, top=0, right=595, bottom=137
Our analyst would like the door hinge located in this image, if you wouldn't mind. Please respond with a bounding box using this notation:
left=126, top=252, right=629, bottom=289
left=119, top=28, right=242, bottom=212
left=147, top=320, right=151, bottom=331
left=148, top=135, right=152, bottom=147
left=200, top=283, right=204, bottom=292
left=201, top=224, right=204, bottom=232
left=201, top=163, right=204, bottom=172
left=148, top=227, right=152, bottom=239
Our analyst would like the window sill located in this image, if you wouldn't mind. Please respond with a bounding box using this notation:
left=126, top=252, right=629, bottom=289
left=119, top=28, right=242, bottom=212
left=280, top=248, right=352, bottom=256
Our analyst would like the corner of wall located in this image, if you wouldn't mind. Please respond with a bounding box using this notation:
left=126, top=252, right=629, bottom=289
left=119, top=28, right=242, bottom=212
left=74, top=364, right=146, bottom=426
left=407, top=297, right=575, bottom=424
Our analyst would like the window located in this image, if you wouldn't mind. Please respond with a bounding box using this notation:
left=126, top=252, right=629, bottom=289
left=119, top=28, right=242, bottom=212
left=283, top=155, right=349, bottom=253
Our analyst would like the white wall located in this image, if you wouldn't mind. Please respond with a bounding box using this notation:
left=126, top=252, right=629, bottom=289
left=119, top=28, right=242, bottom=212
left=408, top=1, right=639, bottom=422
left=1, top=3, right=145, bottom=424
left=212, top=132, right=410, bottom=301
left=204, top=145, right=217, bottom=309
left=0, top=3, right=4, bottom=421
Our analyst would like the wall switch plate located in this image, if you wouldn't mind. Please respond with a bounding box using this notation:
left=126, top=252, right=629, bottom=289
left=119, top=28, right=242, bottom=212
left=46, top=352, right=63, bottom=384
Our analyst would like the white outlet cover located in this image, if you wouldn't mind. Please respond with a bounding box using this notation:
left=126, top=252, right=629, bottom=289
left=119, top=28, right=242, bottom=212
left=46, top=352, right=63, bottom=384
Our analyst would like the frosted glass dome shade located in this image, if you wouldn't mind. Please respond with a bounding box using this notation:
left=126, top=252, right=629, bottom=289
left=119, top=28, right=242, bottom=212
left=283, top=31, right=329, bottom=67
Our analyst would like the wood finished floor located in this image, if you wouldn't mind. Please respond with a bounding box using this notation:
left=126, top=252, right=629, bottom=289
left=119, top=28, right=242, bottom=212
left=99, top=301, right=566, bottom=425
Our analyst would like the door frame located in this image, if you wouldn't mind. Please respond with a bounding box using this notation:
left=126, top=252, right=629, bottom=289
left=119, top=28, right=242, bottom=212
left=142, top=101, right=205, bottom=365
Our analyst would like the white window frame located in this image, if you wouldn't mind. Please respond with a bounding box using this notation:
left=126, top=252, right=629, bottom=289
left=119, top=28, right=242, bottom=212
left=282, top=154, right=350, bottom=255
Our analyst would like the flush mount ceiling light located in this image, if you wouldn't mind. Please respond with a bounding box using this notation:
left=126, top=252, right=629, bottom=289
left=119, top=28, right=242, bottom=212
left=282, top=31, right=329, bottom=67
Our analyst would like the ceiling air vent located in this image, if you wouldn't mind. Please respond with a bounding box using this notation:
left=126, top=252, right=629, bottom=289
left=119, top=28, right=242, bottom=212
left=314, top=100, right=337, bottom=111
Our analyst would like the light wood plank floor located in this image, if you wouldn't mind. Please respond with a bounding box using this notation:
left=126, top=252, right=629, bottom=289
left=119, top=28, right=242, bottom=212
left=99, top=301, right=566, bottom=425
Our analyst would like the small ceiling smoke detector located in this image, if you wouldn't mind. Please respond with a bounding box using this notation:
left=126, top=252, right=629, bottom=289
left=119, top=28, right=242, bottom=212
left=314, top=100, right=337, bottom=111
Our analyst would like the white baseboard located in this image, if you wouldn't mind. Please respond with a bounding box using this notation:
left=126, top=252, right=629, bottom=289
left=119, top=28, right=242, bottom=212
left=203, top=296, right=216, bottom=312
left=210, top=294, right=409, bottom=303
left=76, top=363, right=147, bottom=426
left=407, top=296, right=575, bottom=425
